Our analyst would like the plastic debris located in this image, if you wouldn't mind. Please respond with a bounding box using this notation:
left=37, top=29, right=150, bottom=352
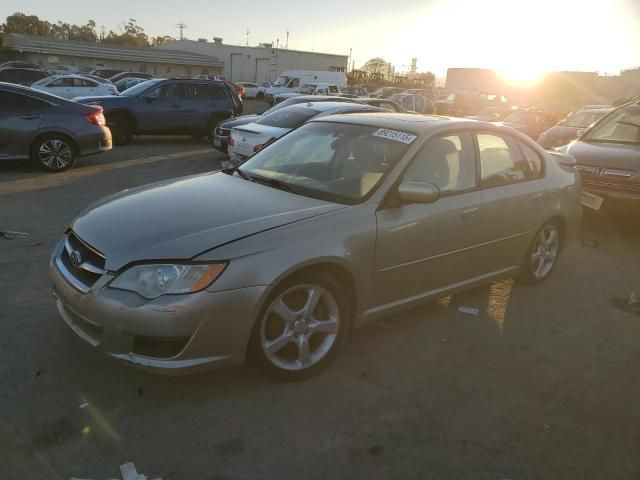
left=79, top=402, right=90, bottom=409
left=70, top=462, right=160, bottom=480
left=458, top=306, right=480, bottom=316
left=30, top=241, right=43, bottom=247
left=582, top=238, right=599, bottom=248
left=0, top=230, right=30, bottom=240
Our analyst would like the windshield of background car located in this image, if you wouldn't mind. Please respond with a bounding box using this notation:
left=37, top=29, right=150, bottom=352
left=238, top=122, right=415, bottom=204
left=275, top=76, right=290, bottom=86
left=583, top=106, right=640, bottom=144
left=255, top=106, right=320, bottom=128
left=298, top=84, right=316, bottom=94
left=561, top=110, right=608, bottom=128
left=504, top=111, right=535, bottom=124
left=119, top=79, right=162, bottom=96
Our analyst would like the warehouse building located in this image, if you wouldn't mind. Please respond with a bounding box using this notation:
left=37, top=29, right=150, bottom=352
left=159, top=38, right=349, bottom=83
left=1, top=33, right=223, bottom=78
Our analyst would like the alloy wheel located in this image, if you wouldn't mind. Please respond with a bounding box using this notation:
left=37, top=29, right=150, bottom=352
left=260, top=284, right=340, bottom=371
left=530, top=224, right=559, bottom=280
left=39, top=139, right=73, bottom=170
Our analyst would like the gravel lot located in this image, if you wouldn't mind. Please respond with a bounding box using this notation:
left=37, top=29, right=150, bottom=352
left=1, top=101, right=639, bottom=479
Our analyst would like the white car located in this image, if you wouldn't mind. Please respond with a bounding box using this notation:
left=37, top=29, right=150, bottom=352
left=226, top=101, right=382, bottom=165
left=31, top=74, right=117, bottom=99
left=236, top=82, right=266, bottom=100
left=271, top=83, right=341, bottom=105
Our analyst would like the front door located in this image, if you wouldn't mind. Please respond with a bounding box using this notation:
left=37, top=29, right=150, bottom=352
left=136, top=83, right=192, bottom=132
left=371, top=131, right=487, bottom=310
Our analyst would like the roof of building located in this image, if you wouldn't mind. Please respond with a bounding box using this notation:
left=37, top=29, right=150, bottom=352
left=2, top=33, right=222, bottom=67
left=162, top=39, right=348, bottom=59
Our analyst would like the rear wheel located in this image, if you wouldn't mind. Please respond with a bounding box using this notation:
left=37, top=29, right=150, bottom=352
left=249, top=271, right=351, bottom=381
left=519, top=222, right=561, bottom=284
left=30, top=134, right=77, bottom=172
left=107, top=114, right=133, bottom=146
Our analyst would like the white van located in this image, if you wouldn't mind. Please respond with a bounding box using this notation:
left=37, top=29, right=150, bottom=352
left=266, top=70, right=347, bottom=96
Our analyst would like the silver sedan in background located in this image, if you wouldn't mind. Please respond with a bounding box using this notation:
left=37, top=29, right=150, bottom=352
left=50, top=113, right=581, bottom=380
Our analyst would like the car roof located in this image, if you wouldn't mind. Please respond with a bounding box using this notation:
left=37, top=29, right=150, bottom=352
left=311, top=111, right=496, bottom=133
left=294, top=101, right=372, bottom=112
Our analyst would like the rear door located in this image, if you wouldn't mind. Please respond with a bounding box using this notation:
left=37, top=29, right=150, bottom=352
left=471, top=131, right=546, bottom=269
left=0, top=90, right=46, bottom=158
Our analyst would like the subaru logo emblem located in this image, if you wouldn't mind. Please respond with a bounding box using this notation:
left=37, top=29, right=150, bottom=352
left=70, top=250, right=82, bottom=267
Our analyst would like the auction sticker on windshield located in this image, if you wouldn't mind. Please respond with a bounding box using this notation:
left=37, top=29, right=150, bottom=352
left=372, top=129, right=417, bottom=144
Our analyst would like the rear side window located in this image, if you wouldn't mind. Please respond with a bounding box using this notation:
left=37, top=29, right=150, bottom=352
left=196, top=84, right=227, bottom=100
left=49, top=78, right=74, bottom=87
left=0, top=91, right=49, bottom=111
left=329, top=85, right=339, bottom=94
left=476, top=133, right=535, bottom=187
left=256, top=107, right=318, bottom=128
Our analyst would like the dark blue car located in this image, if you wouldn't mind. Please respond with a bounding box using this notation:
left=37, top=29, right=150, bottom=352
left=74, top=79, right=241, bottom=145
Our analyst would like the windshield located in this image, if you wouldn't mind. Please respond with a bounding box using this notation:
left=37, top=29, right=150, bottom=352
left=255, top=106, right=320, bottom=128
left=298, top=84, right=317, bottom=94
left=561, top=110, right=609, bottom=128
left=504, top=111, right=535, bottom=124
left=239, top=122, right=414, bottom=204
left=274, top=75, right=291, bottom=87
left=119, top=79, right=162, bottom=96
left=583, top=106, right=640, bottom=144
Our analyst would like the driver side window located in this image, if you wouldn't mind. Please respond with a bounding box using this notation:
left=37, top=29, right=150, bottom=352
left=287, top=78, right=300, bottom=88
left=404, top=132, right=476, bottom=194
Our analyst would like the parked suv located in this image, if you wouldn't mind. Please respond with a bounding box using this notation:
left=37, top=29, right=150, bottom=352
left=0, top=68, right=48, bottom=86
left=73, top=79, right=240, bottom=145
left=0, top=82, right=112, bottom=172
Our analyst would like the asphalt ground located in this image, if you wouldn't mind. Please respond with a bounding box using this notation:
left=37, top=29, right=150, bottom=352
left=1, top=100, right=639, bottom=479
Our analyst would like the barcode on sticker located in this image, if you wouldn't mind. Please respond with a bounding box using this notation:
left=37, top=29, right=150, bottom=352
left=372, top=129, right=417, bottom=144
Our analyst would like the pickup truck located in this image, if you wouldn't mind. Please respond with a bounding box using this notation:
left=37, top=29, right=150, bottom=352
left=267, top=83, right=341, bottom=105
left=73, top=79, right=241, bottom=145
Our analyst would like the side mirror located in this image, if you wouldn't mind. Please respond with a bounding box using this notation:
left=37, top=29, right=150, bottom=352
left=397, top=181, right=440, bottom=204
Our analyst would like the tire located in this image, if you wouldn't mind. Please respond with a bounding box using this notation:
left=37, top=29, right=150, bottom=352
left=30, top=134, right=77, bottom=172
left=249, top=271, right=351, bottom=381
left=107, top=114, right=133, bottom=146
left=256, top=92, right=265, bottom=101
left=519, top=221, right=561, bottom=284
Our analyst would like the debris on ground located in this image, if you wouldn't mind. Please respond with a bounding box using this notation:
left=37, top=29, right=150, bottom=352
left=29, top=241, right=43, bottom=247
left=0, top=230, right=31, bottom=240
left=582, top=238, right=599, bottom=248
left=69, top=461, right=161, bottom=480
left=610, top=293, right=640, bottom=317
left=458, top=306, right=480, bottom=316
left=79, top=402, right=90, bottom=409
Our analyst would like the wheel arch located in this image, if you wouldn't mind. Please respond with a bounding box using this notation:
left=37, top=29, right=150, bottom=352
left=30, top=131, right=80, bottom=157
left=105, top=109, right=137, bottom=131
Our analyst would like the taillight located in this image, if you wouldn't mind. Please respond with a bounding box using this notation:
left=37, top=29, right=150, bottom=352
left=85, top=108, right=106, bottom=126
left=253, top=137, right=277, bottom=153
left=227, top=135, right=235, bottom=146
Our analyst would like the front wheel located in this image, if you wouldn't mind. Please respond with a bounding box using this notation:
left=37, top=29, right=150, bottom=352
left=249, top=272, right=351, bottom=380
left=30, top=134, right=77, bottom=172
left=519, top=222, right=561, bottom=284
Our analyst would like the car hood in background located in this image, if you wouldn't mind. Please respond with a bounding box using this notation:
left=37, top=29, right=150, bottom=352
left=71, top=172, right=345, bottom=271
left=566, top=141, right=640, bottom=171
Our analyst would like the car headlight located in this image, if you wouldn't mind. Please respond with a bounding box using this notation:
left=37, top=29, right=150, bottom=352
left=110, top=263, right=227, bottom=299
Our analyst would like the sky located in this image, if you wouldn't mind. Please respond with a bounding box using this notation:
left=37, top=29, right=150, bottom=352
left=3, top=0, right=640, bottom=81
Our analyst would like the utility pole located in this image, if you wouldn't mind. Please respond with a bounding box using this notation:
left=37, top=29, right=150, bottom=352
left=176, top=22, right=187, bottom=40
left=348, top=48, right=352, bottom=73
left=285, top=31, right=289, bottom=49
left=246, top=29, right=250, bottom=46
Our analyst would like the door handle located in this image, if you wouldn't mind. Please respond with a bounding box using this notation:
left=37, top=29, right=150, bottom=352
left=19, top=115, right=40, bottom=120
left=461, top=206, right=479, bottom=219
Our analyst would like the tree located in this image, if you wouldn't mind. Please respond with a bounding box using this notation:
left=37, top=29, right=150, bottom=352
left=0, top=13, right=97, bottom=44
left=361, top=57, right=389, bottom=77
left=102, top=19, right=149, bottom=47
left=416, top=71, right=436, bottom=88
left=152, top=35, right=174, bottom=47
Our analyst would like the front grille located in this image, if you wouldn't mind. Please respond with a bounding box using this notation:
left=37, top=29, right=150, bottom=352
left=58, top=232, right=106, bottom=290
left=133, top=335, right=190, bottom=358
left=576, top=164, right=640, bottom=195
left=584, top=179, right=640, bottom=193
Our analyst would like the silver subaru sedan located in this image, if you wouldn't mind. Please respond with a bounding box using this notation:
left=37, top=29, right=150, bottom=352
left=50, top=113, right=582, bottom=380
